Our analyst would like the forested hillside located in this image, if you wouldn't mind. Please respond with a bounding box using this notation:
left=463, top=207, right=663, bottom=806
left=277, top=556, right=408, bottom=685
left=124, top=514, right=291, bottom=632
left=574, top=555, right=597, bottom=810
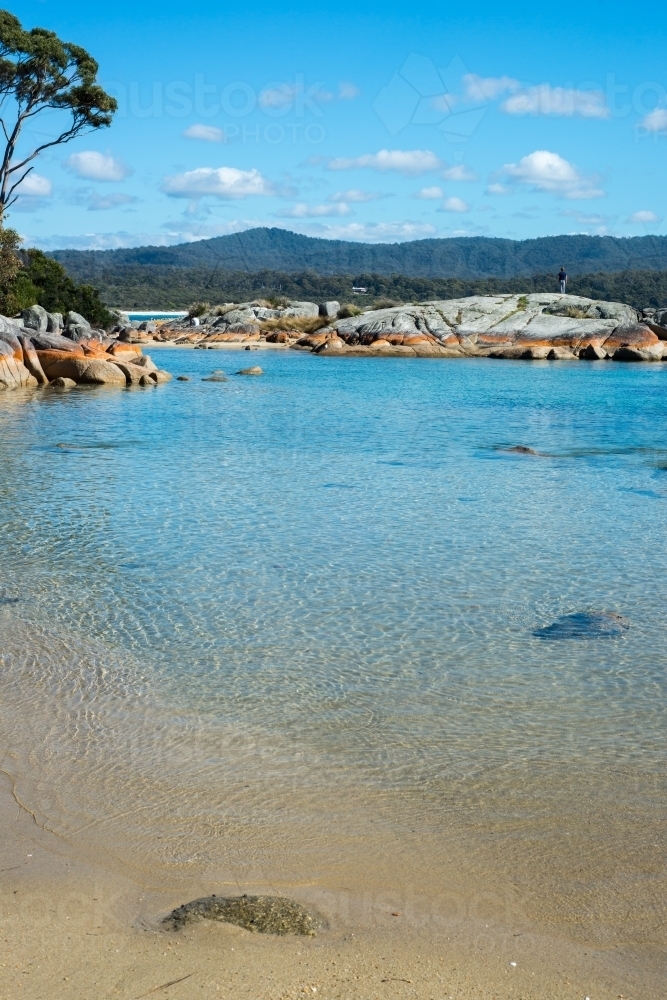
left=51, top=228, right=667, bottom=282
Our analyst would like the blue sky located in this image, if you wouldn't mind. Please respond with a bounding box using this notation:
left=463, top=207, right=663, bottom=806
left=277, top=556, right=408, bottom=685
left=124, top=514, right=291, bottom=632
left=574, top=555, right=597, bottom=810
left=10, top=0, right=667, bottom=249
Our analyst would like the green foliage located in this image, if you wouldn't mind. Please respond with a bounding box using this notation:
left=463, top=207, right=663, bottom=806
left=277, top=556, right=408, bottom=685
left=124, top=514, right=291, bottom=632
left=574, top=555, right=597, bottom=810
left=47, top=261, right=667, bottom=312
left=187, top=301, right=210, bottom=318
left=0, top=227, right=36, bottom=313
left=337, top=304, right=363, bottom=319
left=0, top=225, right=20, bottom=283
left=51, top=228, right=667, bottom=283
left=0, top=247, right=113, bottom=325
left=0, top=10, right=116, bottom=217
left=517, top=295, right=529, bottom=310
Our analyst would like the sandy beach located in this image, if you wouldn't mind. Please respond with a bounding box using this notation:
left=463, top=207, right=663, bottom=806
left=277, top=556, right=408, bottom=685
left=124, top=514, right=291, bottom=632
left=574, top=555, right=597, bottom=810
left=2, top=772, right=660, bottom=1000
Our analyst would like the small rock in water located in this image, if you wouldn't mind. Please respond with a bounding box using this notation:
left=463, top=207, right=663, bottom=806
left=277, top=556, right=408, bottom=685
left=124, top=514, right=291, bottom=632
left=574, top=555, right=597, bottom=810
left=164, top=894, right=321, bottom=936
left=499, top=445, right=541, bottom=455
left=176, top=375, right=191, bottom=381
left=236, top=366, right=263, bottom=375
left=533, top=612, right=630, bottom=641
left=50, top=377, right=76, bottom=389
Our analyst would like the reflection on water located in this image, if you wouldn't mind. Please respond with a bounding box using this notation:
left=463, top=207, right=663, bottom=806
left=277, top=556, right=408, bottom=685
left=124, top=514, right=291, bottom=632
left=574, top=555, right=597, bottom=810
left=1, top=352, right=666, bottom=956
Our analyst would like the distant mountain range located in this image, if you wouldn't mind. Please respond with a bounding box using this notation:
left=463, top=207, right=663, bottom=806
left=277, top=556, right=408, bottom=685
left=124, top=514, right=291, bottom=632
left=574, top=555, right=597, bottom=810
left=51, top=227, right=667, bottom=282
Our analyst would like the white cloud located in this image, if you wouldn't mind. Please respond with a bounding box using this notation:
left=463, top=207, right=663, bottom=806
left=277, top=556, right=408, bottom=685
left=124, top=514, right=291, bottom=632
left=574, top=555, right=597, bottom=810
left=442, top=164, right=478, bottom=181
left=560, top=210, right=610, bottom=226
left=327, top=149, right=443, bottom=176
left=64, top=151, right=131, bottom=182
left=259, top=84, right=300, bottom=109
left=463, top=74, right=520, bottom=101
left=183, top=124, right=225, bottom=142
left=501, top=85, right=609, bottom=118
left=16, top=173, right=52, bottom=197
left=328, top=189, right=385, bottom=203
left=503, top=150, right=604, bottom=199
left=30, top=218, right=440, bottom=252
left=629, top=210, right=660, bottom=224
left=486, top=182, right=511, bottom=195
left=88, top=192, right=137, bottom=211
left=639, top=108, right=667, bottom=132
left=277, top=202, right=352, bottom=218
left=338, top=81, right=360, bottom=100
left=440, top=196, right=470, bottom=213
left=416, top=186, right=444, bottom=199
left=162, top=166, right=275, bottom=200
left=296, top=221, right=438, bottom=241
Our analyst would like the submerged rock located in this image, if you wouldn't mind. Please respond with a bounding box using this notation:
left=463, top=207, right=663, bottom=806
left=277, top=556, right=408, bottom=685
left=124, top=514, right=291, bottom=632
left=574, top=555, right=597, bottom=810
left=533, top=612, right=630, bottom=640
left=237, top=366, right=263, bottom=375
left=499, top=445, right=542, bottom=455
left=50, top=377, right=76, bottom=389
left=164, top=894, right=321, bottom=936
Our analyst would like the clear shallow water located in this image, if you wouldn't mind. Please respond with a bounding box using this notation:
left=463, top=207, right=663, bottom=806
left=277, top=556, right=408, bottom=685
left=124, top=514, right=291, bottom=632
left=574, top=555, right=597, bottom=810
left=1, top=349, right=666, bottom=951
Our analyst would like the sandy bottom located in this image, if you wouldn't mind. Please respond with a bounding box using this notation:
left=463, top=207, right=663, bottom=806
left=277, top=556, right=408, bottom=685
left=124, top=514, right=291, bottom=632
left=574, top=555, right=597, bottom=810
left=1, top=776, right=663, bottom=1000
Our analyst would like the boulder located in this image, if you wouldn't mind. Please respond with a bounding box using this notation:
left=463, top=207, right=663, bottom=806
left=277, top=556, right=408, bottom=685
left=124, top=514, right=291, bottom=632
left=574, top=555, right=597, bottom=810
left=21, top=304, right=49, bottom=332
left=165, top=894, right=320, bottom=936
left=534, top=612, right=629, bottom=640
left=106, top=342, right=143, bottom=359
left=580, top=344, right=607, bottom=360
left=140, top=374, right=155, bottom=386
left=43, top=357, right=126, bottom=385
left=602, top=324, right=660, bottom=354
left=281, top=301, right=319, bottom=318
left=612, top=345, right=664, bottom=362
left=319, top=301, right=340, bottom=318
left=315, top=338, right=346, bottom=353
left=18, top=335, right=49, bottom=385
left=36, top=348, right=86, bottom=375
left=151, top=369, right=173, bottom=383
left=50, top=377, right=76, bottom=389
left=65, top=310, right=91, bottom=330
left=0, top=315, right=21, bottom=339
left=0, top=340, right=38, bottom=389
left=109, top=361, right=149, bottom=384
left=47, top=312, right=63, bottom=333
left=65, top=326, right=106, bottom=345
left=0, top=327, right=23, bottom=360
left=130, top=354, right=158, bottom=372
left=29, top=331, right=83, bottom=353
left=236, top=366, right=263, bottom=375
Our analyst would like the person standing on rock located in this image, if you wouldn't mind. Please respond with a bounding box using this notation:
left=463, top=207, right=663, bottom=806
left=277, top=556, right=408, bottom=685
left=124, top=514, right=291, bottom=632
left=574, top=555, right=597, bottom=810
left=558, top=267, right=568, bottom=293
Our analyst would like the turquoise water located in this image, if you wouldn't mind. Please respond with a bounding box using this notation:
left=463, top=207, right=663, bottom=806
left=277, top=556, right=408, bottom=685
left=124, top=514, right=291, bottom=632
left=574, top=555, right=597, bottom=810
left=1, top=348, right=666, bottom=950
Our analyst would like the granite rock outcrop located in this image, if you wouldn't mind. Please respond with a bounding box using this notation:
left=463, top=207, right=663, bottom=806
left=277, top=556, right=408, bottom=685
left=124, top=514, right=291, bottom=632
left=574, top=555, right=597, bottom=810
left=0, top=313, right=173, bottom=391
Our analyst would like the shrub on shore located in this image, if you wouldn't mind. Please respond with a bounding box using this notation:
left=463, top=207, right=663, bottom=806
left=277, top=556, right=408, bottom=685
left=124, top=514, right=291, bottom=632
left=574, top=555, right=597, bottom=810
left=0, top=240, right=113, bottom=327
left=337, top=304, right=363, bottom=319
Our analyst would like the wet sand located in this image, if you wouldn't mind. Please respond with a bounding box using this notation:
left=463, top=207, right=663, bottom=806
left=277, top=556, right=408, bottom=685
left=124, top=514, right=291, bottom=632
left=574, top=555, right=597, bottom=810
left=1, top=768, right=664, bottom=1000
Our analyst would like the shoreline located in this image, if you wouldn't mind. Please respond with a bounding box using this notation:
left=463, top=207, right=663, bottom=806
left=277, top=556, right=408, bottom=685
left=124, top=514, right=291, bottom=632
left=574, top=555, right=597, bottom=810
left=2, top=771, right=661, bottom=1000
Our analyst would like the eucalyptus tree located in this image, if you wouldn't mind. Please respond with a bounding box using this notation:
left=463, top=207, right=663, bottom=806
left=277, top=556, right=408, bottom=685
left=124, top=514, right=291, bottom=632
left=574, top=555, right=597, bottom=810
left=0, top=9, right=117, bottom=224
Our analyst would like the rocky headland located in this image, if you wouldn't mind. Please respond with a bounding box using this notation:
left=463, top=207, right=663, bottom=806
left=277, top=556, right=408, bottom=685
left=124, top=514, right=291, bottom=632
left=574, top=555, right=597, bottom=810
left=154, top=294, right=667, bottom=362
left=0, top=305, right=172, bottom=391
